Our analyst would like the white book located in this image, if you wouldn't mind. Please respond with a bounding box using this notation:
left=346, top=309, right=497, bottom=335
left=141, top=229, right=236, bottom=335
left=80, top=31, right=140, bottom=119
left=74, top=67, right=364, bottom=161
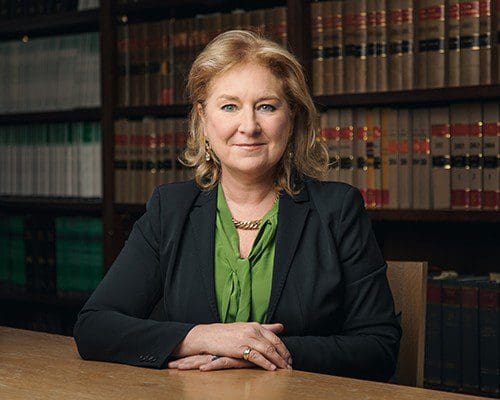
left=339, top=108, right=355, bottom=185
left=398, top=108, right=412, bottom=209
left=450, top=103, right=470, bottom=210
left=430, top=106, right=451, bottom=209
left=482, top=102, right=499, bottom=210
left=354, top=108, right=368, bottom=203
left=468, top=103, right=482, bottom=209
left=327, top=109, right=340, bottom=182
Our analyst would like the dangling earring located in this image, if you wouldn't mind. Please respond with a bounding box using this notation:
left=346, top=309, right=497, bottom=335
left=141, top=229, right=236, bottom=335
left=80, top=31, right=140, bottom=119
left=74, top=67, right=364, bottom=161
left=205, top=139, right=211, bottom=162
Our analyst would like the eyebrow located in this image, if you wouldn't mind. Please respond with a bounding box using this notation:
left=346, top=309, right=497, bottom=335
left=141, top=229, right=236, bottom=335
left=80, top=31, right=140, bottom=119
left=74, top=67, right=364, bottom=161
left=216, top=94, right=282, bottom=103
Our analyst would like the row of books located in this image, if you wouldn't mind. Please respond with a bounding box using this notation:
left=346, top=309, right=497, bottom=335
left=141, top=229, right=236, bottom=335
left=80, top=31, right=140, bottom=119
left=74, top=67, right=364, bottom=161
left=425, top=273, right=500, bottom=396
left=114, top=118, right=194, bottom=204
left=0, top=122, right=102, bottom=198
left=311, top=0, right=500, bottom=95
left=319, top=102, right=500, bottom=210
left=0, top=215, right=103, bottom=297
left=0, top=32, right=100, bottom=114
left=0, top=0, right=98, bottom=19
left=117, top=6, right=287, bottom=107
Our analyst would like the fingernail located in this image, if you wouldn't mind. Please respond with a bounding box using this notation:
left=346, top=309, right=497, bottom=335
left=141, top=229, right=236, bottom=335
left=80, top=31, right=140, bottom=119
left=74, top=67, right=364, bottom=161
left=286, top=364, right=292, bottom=370
left=270, top=364, right=277, bottom=370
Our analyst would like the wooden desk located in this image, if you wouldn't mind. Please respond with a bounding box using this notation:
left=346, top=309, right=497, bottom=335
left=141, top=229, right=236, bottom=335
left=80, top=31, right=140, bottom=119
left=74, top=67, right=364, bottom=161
left=0, top=326, right=483, bottom=400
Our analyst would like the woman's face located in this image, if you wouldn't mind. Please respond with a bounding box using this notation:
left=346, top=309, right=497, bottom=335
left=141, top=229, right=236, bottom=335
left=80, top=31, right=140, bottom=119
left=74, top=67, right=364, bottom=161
left=200, top=63, right=293, bottom=181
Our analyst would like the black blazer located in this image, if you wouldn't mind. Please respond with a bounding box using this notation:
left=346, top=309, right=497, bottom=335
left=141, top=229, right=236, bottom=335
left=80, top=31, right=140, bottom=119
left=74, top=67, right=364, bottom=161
left=74, top=179, right=401, bottom=381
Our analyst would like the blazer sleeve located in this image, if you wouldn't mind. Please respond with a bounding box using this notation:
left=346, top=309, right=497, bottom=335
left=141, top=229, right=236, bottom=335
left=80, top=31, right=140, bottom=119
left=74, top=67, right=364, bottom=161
left=73, top=187, right=195, bottom=369
left=281, top=186, right=402, bottom=381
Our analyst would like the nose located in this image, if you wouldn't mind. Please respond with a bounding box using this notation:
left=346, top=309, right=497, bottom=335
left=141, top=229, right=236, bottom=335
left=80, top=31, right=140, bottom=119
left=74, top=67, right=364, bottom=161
left=237, top=106, right=261, bottom=135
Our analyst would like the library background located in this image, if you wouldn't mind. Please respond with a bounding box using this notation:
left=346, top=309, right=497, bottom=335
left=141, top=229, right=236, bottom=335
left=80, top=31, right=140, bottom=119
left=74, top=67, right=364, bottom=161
left=0, top=0, right=499, bottom=397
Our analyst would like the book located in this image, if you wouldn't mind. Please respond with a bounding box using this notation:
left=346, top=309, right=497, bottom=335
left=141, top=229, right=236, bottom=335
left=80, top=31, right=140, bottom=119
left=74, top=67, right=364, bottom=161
left=338, top=108, right=355, bottom=185
left=459, top=0, right=481, bottom=86
left=367, top=0, right=379, bottom=92
left=425, top=277, right=442, bottom=386
left=430, top=106, right=451, bottom=209
left=417, top=0, right=429, bottom=88
left=482, top=102, right=499, bottom=210
left=398, top=108, right=412, bottom=208
left=426, top=0, right=446, bottom=88
left=400, top=0, right=414, bottom=89
left=448, top=0, right=461, bottom=87
left=479, top=0, right=492, bottom=84
left=450, top=103, right=470, bottom=209
left=468, top=103, right=482, bottom=209
left=479, top=281, right=500, bottom=395
left=355, top=108, right=369, bottom=203
left=388, top=0, right=403, bottom=91
left=311, top=1, right=325, bottom=96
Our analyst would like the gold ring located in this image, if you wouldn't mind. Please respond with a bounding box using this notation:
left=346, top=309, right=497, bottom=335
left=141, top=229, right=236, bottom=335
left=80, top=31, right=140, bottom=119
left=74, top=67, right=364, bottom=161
left=242, top=347, right=252, bottom=361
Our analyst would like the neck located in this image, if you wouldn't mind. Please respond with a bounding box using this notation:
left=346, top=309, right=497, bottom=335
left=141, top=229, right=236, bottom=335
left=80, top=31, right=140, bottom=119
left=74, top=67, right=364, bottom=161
left=219, top=168, right=277, bottom=207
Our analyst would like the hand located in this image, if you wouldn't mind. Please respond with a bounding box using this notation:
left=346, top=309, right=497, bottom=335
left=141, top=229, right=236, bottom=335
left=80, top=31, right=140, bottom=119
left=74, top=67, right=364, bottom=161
left=168, top=354, right=293, bottom=372
left=167, top=355, right=253, bottom=371
left=173, top=322, right=292, bottom=371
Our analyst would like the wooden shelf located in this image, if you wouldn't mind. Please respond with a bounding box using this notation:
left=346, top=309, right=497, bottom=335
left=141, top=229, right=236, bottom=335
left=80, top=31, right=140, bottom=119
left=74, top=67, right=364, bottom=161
left=315, top=85, right=500, bottom=109
left=0, top=290, right=88, bottom=308
left=115, top=105, right=190, bottom=119
left=368, top=209, right=500, bottom=223
left=0, top=9, right=99, bottom=40
left=0, top=108, right=101, bottom=125
left=114, top=203, right=499, bottom=223
left=113, top=0, right=282, bottom=20
left=0, top=197, right=102, bottom=214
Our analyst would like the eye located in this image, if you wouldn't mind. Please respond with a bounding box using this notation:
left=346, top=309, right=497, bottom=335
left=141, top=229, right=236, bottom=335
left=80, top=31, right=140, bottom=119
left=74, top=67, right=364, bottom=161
left=221, top=104, right=237, bottom=112
left=258, top=104, right=276, bottom=112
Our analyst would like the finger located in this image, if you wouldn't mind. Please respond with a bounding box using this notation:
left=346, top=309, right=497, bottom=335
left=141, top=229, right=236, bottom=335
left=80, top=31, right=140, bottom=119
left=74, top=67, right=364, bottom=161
left=177, top=355, right=214, bottom=370
left=241, top=347, right=277, bottom=371
left=260, top=328, right=293, bottom=366
left=248, top=337, right=288, bottom=369
left=199, top=357, right=252, bottom=371
left=261, top=323, right=284, bottom=334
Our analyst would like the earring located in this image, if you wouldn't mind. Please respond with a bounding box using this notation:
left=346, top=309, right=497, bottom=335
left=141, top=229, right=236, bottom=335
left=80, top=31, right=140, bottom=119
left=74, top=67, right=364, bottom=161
left=205, top=139, right=211, bottom=162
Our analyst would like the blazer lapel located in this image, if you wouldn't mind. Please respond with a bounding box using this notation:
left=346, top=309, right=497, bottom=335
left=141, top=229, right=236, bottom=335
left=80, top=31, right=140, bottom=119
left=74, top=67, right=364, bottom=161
left=266, top=186, right=310, bottom=323
left=189, top=187, right=220, bottom=322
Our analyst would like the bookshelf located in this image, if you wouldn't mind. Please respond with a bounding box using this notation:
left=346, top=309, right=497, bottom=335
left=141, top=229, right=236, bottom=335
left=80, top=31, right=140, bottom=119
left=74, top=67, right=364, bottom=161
left=0, top=0, right=499, bottom=347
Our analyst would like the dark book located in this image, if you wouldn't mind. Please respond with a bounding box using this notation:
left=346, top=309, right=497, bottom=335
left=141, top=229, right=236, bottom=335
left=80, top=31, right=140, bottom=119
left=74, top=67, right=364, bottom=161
left=44, top=217, right=56, bottom=295
left=460, top=276, right=489, bottom=393
left=479, top=281, right=500, bottom=396
left=425, top=277, right=442, bottom=386
left=441, top=278, right=462, bottom=390
left=24, top=216, right=36, bottom=293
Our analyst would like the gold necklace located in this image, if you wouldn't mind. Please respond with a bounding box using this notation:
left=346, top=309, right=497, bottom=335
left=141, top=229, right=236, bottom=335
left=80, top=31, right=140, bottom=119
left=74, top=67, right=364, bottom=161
left=231, top=193, right=280, bottom=231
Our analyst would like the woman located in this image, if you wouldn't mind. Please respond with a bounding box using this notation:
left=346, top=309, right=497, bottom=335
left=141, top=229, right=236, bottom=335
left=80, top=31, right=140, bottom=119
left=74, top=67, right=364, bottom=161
left=74, top=30, right=401, bottom=381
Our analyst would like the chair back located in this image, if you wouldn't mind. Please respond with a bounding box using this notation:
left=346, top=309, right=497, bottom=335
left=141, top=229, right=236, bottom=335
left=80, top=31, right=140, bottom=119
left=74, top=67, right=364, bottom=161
left=386, top=261, right=428, bottom=387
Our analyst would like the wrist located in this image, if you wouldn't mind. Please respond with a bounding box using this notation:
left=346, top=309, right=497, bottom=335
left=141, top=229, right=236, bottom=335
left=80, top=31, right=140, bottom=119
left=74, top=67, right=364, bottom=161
left=173, top=325, right=206, bottom=357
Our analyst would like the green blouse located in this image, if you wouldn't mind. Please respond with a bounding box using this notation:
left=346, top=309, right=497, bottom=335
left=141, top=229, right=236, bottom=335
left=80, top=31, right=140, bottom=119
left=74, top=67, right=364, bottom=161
left=214, top=184, right=279, bottom=324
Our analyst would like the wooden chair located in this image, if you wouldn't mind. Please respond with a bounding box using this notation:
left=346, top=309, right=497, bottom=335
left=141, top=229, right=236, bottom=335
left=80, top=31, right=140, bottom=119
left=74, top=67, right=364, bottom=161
left=386, top=261, right=428, bottom=387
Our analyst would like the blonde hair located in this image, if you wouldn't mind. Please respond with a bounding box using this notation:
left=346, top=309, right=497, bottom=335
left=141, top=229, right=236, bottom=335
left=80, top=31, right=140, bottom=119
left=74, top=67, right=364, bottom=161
left=182, top=30, right=328, bottom=195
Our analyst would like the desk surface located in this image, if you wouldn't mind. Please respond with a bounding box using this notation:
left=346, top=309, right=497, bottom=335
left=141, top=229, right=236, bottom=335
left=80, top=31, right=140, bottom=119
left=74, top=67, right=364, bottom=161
left=0, top=326, right=484, bottom=400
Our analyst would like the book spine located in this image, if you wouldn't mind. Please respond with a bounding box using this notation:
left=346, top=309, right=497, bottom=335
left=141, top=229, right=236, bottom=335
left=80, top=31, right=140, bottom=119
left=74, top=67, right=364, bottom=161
left=366, top=109, right=377, bottom=207
left=398, top=108, right=412, bottom=208
left=339, top=108, right=355, bottom=185
left=367, top=0, right=379, bottom=92
left=388, top=0, right=404, bottom=91
left=430, top=106, right=451, bottom=209
left=479, top=0, right=492, bottom=84
left=425, top=279, right=443, bottom=386
left=459, top=0, right=481, bottom=86
left=356, top=0, right=368, bottom=92
left=381, top=108, right=399, bottom=208
left=327, top=109, right=341, bottom=182
left=426, top=0, right=446, bottom=87
left=479, top=282, right=500, bottom=395
left=401, top=0, right=415, bottom=89
left=323, top=1, right=336, bottom=95
left=482, top=102, right=499, bottom=210
left=448, top=0, right=461, bottom=86
left=148, top=21, right=162, bottom=106
left=441, top=280, right=462, bottom=389
left=344, top=1, right=357, bottom=93
left=376, top=0, right=389, bottom=91
left=417, top=0, right=429, bottom=87
left=117, top=23, right=130, bottom=107
left=468, top=103, right=483, bottom=209
left=461, top=283, right=480, bottom=392
left=373, top=109, right=384, bottom=207
left=332, top=1, right=344, bottom=93
left=312, top=2, right=325, bottom=96
left=450, top=103, right=470, bottom=209
left=355, top=108, right=369, bottom=204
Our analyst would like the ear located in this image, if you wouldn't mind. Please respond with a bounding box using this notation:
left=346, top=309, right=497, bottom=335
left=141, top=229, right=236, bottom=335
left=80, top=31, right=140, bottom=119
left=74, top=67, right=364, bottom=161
left=197, top=102, right=206, bottom=125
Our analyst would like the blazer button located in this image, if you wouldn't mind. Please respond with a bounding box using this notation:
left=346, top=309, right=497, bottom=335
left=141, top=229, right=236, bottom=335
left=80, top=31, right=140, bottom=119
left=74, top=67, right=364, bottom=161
left=139, top=355, right=145, bottom=361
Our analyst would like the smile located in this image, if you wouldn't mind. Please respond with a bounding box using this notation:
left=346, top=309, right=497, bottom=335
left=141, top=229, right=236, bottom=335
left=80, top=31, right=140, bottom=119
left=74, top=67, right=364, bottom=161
left=234, top=143, right=265, bottom=150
